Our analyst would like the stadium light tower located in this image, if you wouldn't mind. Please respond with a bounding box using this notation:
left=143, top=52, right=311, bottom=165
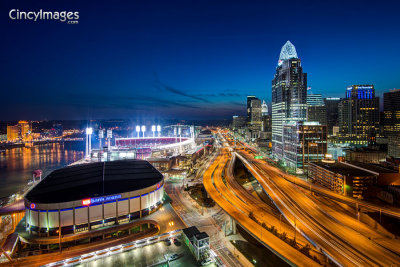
left=86, top=127, right=93, bottom=157
left=141, top=125, right=146, bottom=138
left=151, top=125, right=156, bottom=137
left=99, top=129, right=104, bottom=149
left=136, top=125, right=140, bottom=138
left=157, top=125, right=161, bottom=137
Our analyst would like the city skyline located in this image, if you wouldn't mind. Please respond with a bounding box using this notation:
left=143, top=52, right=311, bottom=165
left=1, top=0, right=400, bottom=120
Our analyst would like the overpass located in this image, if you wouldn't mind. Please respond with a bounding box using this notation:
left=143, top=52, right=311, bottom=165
left=236, top=150, right=400, bottom=266
left=203, top=148, right=318, bottom=266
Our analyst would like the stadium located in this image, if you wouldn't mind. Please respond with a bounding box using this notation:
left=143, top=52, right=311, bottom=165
left=24, top=160, right=164, bottom=239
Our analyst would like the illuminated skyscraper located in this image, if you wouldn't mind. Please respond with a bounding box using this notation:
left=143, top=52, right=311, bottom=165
left=307, top=94, right=324, bottom=106
left=307, top=94, right=327, bottom=126
left=272, top=41, right=307, bottom=160
left=338, top=85, right=379, bottom=145
left=247, top=96, right=262, bottom=137
left=384, top=89, right=400, bottom=157
left=384, top=89, right=400, bottom=135
left=283, top=121, right=327, bottom=171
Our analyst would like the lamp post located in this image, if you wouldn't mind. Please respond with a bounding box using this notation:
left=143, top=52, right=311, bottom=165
left=152, top=125, right=156, bottom=137
left=141, top=125, right=146, bottom=138
left=136, top=126, right=140, bottom=138
left=86, top=127, right=93, bottom=158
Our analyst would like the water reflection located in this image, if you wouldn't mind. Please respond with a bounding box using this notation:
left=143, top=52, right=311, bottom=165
left=0, top=142, right=84, bottom=198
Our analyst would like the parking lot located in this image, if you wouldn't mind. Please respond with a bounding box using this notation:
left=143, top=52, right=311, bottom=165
left=76, top=236, right=198, bottom=267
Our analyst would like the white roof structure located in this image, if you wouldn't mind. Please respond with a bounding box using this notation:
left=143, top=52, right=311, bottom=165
left=278, top=40, right=298, bottom=65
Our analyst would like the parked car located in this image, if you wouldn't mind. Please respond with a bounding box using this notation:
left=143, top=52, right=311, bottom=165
left=168, top=253, right=182, bottom=261
left=201, top=258, right=214, bottom=266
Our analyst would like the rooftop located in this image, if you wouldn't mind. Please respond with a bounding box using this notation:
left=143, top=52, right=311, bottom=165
left=182, top=226, right=209, bottom=241
left=346, top=161, right=398, bottom=174
left=25, top=160, right=163, bottom=204
left=310, top=162, right=374, bottom=177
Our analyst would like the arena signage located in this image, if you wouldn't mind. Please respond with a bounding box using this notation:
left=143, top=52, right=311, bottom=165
left=82, top=194, right=122, bottom=206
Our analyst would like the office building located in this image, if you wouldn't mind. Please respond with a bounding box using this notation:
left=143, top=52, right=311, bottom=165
left=272, top=41, right=307, bottom=160
left=232, top=115, right=246, bottom=130
left=283, top=121, right=327, bottom=171
left=307, top=94, right=327, bottom=126
left=388, top=135, right=400, bottom=158
left=384, top=89, right=400, bottom=135
left=338, top=85, right=379, bottom=146
left=325, top=97, right=341, bottom=135
left=7, top=125, right=20, bottom=142
left=262, top=114, right=272, bottom=133
left=247, top=96, right=262, bottom=137
left=307, top=94, right=324, bottom=106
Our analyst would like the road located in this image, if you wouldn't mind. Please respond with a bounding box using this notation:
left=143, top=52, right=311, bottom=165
left=237, top=150, right=400, bottom=266
left=202, top=147, right=318, bottom=266
left=165, top=153, right=244, bottom=267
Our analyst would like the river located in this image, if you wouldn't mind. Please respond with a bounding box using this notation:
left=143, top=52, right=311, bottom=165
left=0, top=142, right=85, bottom=199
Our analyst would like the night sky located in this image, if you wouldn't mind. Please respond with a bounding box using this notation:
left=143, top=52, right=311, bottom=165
left=1, top=0, right=400, bottom=120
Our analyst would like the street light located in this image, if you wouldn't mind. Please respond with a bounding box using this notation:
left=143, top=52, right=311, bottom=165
left=136, top=125, right=140, bottom=138
left=141, top=125, right=146, bottom=138
left=152, top=125, right=156, bottom=137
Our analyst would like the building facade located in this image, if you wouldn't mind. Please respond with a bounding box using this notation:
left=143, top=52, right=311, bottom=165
left=308, top=161, right=376, bottom=198
left=7, top=125, right=20, bottom=142
left=24, top=160, right=164, bottom=240
left=307, top=94, right=327, bottom=126
left=324, top=97, right=341, bottom=135
left=232, top=115, right=246, bottom=130
left=272, top=41, right=307, bottom=160
left=6, top=121, right=32, bottom=142
left=283, top=121, right=327, bottom=171
left=338, top=85, right=380, bottom=146
left=388, top=135, right=400, bottom=158
left=384, top=89, right=400, bottom=135
left=247, top=96, right=262, bottom=138
left=182, top=226, right=210, bottom=261
left=345, top=147, right=387, bottom=164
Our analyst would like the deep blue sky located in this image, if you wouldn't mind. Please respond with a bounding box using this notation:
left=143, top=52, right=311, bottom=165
left=1, top=0, right=400, bottom=120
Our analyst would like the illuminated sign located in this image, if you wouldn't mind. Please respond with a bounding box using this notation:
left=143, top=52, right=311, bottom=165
left=30, top=203, right=36, bottom=209
left=82, top=199, right=91, bottom=206
left=81, top=194, right=122, bottom=206
left=90, top=194, right=121, bottom=204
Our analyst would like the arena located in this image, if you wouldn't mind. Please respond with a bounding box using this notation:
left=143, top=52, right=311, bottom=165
left=24, top=160, right=164, bottom=238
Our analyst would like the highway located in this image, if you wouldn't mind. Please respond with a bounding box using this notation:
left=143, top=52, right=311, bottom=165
left=203, top=147, right=318, bottom=266
left=235, top=137, right=400, bottom=220
left=224, top=153, right=313, bottom=249
left=236, top=150, right=400, bottom=266
left=255, top=156, right=400, bottom=219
